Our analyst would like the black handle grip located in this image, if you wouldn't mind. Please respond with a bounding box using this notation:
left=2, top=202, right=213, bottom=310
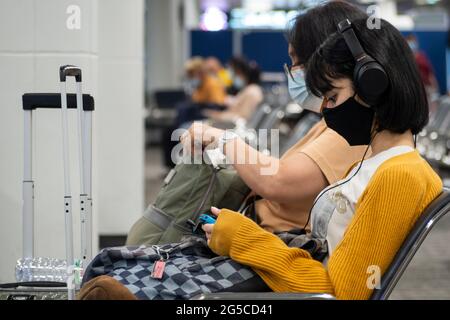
left=0, top=281, right=67, bottom=288
left=22, top=93, right=95, bottom=111
left=60, top=65, right=82, bottom=82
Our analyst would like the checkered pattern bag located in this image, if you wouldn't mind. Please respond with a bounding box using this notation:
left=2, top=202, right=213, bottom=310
left=82, top=236, right=266, bottom=300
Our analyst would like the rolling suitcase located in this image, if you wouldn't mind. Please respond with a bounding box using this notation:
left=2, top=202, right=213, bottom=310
left=0, top=65, right=94, bottom=300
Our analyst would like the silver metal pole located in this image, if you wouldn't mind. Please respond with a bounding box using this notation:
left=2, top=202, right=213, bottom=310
left=23, top=110, right=34, bottom=259
left=83, top=111, right=93, bottom=262
left=60, top=81, right=75, bottom=300
left=76, top=78, right=85, bottom=192
left=75, top=81, right=89, bottom=265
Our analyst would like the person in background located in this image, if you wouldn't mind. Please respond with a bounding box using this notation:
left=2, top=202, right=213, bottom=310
left=162, top=57, right=227, bottom=168
left=204, top=56, right=233, bottom=89
left=204, top=57, right=264, bottom=123
left=184, top=56, right=226, bottom=105
left=406, top=34, right=440, bottom=112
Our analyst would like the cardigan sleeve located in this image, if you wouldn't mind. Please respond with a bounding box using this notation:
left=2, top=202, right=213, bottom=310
left=209, top=209, right=335, bottom=295
left=209, top=166, right=435, bottom=299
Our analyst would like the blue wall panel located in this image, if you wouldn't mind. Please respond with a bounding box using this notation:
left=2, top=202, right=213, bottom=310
left=241, top=31, right=290, bottom=72
left=402, top=31, right=447, bottom=94
left=190, top=30, right=233, bottom=65
left=415, top=31, right=447, bottom=95
left=190, top=30, right=448, bottom=93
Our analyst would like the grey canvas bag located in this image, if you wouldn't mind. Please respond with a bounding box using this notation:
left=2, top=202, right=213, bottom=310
left=126, top=158, right=250, bottom=246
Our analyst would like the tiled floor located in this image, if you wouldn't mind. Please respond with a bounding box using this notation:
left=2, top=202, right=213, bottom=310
left=144, top=147, right=450, bottom=300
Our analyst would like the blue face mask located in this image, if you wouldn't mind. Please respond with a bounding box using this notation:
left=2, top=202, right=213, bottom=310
left=233, top=76, right=245, bottom=90
left=286, top=67, right=323, bottom=113
left=190, top=78, right=200, bottom=89
left=408, top=40, right=418, bottom=52
left=184, top=78, right=200, bottom=94
left=227, top=68, right=235, bottom=80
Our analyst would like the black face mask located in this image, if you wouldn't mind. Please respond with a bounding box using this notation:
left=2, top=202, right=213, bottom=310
left=322, top=96, right=375, bottom=146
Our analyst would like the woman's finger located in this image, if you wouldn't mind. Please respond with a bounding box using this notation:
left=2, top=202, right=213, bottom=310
left=210, top=206, right=221, bottom=216
left=202, top=223, right=214, bottom=233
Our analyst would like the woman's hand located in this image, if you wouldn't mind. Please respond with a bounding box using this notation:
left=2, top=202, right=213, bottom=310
left=181, top=122, right=224, bottom=151
left=202, top=109, right=223, bottom=120
left=202, top=206, right=221, bottom=245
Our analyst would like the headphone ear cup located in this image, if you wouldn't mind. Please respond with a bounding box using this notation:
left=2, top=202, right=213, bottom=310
left=354, top=59, right=389, bottom=106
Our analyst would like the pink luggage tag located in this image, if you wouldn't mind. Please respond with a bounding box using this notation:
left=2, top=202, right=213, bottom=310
left=151, top=245, right=169, bottom=279
left=151, top=259, right=166, bottom=279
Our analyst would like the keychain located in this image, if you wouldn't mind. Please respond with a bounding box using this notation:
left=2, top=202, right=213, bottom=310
left=151, top=246, right=169, bottom=279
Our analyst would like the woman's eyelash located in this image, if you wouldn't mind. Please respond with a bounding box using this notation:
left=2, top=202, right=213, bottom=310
left=327, top=95, right=337, bottom=102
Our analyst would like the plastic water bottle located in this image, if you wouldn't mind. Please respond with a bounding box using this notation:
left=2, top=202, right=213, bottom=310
left=15, top=257, right=68, bottom=282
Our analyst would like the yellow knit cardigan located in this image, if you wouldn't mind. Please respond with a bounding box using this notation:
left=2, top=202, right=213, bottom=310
left=209, top=151, right=443, bottom=300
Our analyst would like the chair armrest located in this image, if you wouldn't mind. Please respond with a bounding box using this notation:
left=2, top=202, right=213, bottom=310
left=191, top=292, right=336, bottom=300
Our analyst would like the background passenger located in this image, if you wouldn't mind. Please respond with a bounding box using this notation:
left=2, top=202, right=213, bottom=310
left=204, top=56, right=233, bottom=90
left=204, top=57, right=264, bottom=123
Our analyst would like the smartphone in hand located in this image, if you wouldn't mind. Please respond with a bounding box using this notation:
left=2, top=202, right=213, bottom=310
left=199, top=214, right=216, bottom=225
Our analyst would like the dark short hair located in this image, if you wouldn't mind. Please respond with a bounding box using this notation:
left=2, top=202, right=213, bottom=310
left=287, top=1, right=367, bottom=65
left=229, top=56, right=261, bottom=85
left=305, top=18, right=429, bottom=135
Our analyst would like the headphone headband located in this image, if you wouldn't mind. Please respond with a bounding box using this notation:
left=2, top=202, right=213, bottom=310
left=337, top=19, right=366, bottom=60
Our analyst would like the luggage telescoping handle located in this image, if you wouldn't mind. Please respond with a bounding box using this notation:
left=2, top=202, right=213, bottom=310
left=59, top=65, right=93, bottom=300
left=60, top=66, right=93, bottom=266
left=59, top=66, right=75, bottom=300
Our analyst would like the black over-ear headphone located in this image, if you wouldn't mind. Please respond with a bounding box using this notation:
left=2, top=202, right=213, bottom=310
left=337, top=19, right=389, bottom=106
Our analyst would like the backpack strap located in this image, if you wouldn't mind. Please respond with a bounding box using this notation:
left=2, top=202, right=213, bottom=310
left=143, top=205, right=172, bottom=230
